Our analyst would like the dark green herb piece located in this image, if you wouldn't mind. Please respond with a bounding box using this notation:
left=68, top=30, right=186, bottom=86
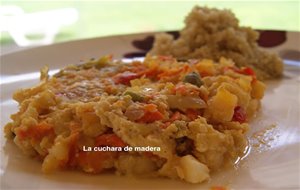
left=124, top=91, right=144, bottom=102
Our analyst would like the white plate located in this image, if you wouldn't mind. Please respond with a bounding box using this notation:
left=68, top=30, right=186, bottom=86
left=1, top=32, right=300, bottom=190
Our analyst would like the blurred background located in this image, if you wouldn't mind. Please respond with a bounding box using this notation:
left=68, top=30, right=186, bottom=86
left=1, top=0, right=299, bottom=54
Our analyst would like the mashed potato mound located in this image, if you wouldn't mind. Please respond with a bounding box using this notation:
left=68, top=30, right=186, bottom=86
left=149, top=6, right=283, bottom=80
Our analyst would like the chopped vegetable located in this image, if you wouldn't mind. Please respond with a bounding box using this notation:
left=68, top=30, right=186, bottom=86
left=137, top=104, right=164, bottom=123
left=95, top=134, right=126, bottom=147
left=113, top=71, right=141, bottom=85
left=251, top=80, right=266, bottom=99
left=195, top=59, right=216, bottom=76
left=170, top=111, right=182, bottom=121
left=144, top=104, right=158, bottom=112
left=67, top=132, right=80, bottom=167
left=228, top=66, right=257, bottom=82
left=144, top=68, right=161, bottom=78
left=173, top=84, right=188, bottom=95
left=232, top=106, right=247, bottom=123
left=138, top=110, right=164, bottom=123
left=186, top=109, right=201, bottom=120
left=158, top=67, right=187, bottom=79
left=17, top=122, right=54, bottom=140
left=207, top=88, right=237, bottom=122
left=167, top=95, right=206, bottom=111
left=183, top=72, right=203, bottom=87
left=238, top=67, right=256, bottom=76
left=124, top=91, right=144, bottom=102
left=210, top=186, right=227, bottom=190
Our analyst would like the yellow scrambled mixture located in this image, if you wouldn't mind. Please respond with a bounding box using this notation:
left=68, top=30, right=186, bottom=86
left=4, top=55, right=265, bottom=183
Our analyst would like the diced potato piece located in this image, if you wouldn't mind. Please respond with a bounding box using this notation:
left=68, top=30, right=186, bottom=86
left=251, top=80, right=266, bottom=99
left=195, top=59, right=216, bottom=76
left=175, top=155, right=210, bottom=183
left=208, top=88, right=238, bottom=122
left=237, top=77, right=252, bottom=92
left=222, top=83, right=250, bottom=110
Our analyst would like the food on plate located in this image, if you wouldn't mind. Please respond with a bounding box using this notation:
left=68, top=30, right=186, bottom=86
left=4, top=55, right=265, bottom=183
left=149, top=6, right=283, bottom=80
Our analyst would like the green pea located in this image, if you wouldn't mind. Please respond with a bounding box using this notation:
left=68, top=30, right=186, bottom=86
left=183, top=72, right=203, bottom=87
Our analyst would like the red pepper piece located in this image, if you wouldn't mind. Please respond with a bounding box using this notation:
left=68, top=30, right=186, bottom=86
left=95, top=134, right=126, bottom=147
left=113, top=71, right=141, bottom=85
left=232, top=106, right=247, bottom=123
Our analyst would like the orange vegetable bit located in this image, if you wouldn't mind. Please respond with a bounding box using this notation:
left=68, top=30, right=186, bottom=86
left=170, top=111, right=182, bottom=121
left=137, top=103, right=164, bottom=123
left=173, top=84, right=188, bottom=95
left=95, top=134, right=127, bottom=147
left=139, top=67, right=161, bottom=79
left=158, top=64, right=190, bottom=80
left=210, top=186, right=228, bottom=190
left=17, top=122, right=54, bottom=140
left=186, top=109, right=201, bottom=120
left=128, top=63, right=148, bottom=74
left=144, top=103, right=158, bottom=112
left=138, top=110, right=164, bottom=123
left=67, top=132, right=80, bottom=168
left=160, top=111, right=181, bottom=129
left=158, top=69, right=181, bottom=79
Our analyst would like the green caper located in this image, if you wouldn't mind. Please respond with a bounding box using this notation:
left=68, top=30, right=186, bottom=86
left=183, top=72, right=203, bottom=87
left=124, top=91, right=144, bottom=102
